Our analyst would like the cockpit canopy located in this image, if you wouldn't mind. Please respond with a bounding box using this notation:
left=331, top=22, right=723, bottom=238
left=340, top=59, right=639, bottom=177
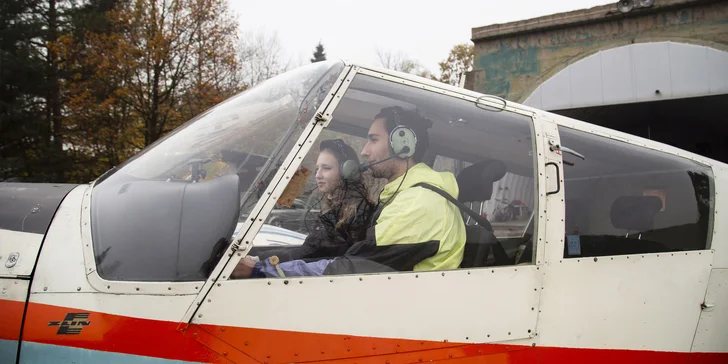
left=90, top=60, right=345, bottom=281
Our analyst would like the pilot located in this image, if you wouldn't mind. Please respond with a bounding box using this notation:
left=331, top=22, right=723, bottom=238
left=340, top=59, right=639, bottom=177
left=254, top=139, right=377, bottom=262
left=232, top=106, right=465, bottom=278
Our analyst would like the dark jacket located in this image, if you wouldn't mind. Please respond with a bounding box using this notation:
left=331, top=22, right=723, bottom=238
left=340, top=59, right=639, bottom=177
left=258, top=199, right=375, bottom=262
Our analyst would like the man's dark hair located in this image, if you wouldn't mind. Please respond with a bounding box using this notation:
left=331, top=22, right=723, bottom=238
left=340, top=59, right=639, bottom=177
left=375, top=106, right=432, bottom=163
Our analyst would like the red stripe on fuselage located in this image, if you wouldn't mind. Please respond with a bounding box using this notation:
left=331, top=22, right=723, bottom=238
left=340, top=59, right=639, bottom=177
left=6, top=299, right=728, bottom=363
left=0, top=298, right=25, bottom=341
left=20, top=300, right=228, bottom=363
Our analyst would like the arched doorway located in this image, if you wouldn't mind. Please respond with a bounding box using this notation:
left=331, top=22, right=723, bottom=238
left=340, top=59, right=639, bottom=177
left=523, top=41, right=728, bottom=163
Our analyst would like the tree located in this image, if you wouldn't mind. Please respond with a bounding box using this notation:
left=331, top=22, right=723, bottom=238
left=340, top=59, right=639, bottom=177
left=57, top=25, right=141, bottom=180
left=56, top=0, right=241, bottom=181
left=45, top=0, right=66, bottom=155
left=1, top=0, right=79, bottom=181
left=375, top=48, right=432, bottom=78
left=182, top=0, right=241, bottom=119
left=437, top=43, right=474, bottom=86
left=83, top=0, right=239, bottom=146
left=239, top=29, right=288, bottom=87
left=3, top=0, right=243, bottom=183
left=310, top=41, right=326, bottom=63
left=0, top=0, right=47, bottom=181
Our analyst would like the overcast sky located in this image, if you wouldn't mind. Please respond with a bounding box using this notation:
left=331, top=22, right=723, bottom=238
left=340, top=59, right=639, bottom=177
left=229, top=0, right=612, bottom=75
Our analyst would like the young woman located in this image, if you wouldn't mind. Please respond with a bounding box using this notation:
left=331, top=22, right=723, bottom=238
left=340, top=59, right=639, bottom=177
left=256, top=139, right=377, bottom=263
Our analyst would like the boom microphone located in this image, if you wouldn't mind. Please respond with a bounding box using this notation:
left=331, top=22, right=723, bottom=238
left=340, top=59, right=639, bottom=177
left=341, top=159, right=383, bottom=182
left=341, top=146, right=410, bottom=182
left=357, top=155, right=395, bottom=172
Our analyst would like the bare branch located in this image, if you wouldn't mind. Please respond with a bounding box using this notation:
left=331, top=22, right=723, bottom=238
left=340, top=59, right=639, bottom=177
left=239, top=29, right=288, bottom=87
left=375, top=48, right=431, bottom=76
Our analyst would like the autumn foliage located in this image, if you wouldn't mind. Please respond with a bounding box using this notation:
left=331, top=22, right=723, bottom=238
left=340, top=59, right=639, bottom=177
left=1, top=0, right=472, bottom=183
left=438, top=43, right=474, bottom=86
left=56, top=0, right=241, bottom=181
left=2, top=0, right=244, bottom=183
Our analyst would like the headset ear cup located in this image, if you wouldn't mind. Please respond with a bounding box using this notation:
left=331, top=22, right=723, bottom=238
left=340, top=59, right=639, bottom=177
left=341, top=159, right=361, bottom=182
left=389, top=125, right=417, bottom=159
left=340, top=160, right=349, bottom=182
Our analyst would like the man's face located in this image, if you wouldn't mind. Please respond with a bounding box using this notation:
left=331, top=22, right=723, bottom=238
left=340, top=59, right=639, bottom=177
left=361, top=118, right=399, bottom=180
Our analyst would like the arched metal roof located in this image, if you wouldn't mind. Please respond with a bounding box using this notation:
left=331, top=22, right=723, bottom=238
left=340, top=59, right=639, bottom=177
left=523, top=42, right=728, bottom=110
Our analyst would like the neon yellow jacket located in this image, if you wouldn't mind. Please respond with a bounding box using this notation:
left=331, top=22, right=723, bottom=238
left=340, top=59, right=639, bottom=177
left=324, top=163, right=465, bottom=274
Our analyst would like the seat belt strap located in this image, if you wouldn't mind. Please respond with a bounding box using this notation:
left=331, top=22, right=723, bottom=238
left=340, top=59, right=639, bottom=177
left=413, top=182, right=493, bottom=233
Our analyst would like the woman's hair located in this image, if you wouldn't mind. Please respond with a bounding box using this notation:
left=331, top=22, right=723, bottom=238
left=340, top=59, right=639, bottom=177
left=318, top=139, right=376, bottom=230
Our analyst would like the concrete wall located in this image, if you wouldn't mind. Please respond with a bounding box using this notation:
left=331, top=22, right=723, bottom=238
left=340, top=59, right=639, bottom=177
left=468, top=0, right=728, bottom=102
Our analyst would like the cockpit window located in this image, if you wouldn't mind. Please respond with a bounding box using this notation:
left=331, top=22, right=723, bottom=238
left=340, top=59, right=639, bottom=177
left=90, top=61, right=345, bottom=282
left=560, top=126, right=714, bottom=258
left=240, top=72, right=538, bottom=279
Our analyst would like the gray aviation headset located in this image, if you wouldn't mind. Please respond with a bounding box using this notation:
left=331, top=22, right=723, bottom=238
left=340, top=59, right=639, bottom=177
left=388, top=107, right=418, bottom=159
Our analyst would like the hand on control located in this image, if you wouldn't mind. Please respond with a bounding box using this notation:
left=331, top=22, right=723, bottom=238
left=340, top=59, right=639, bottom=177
left=231, top=256, right=257, bottom=279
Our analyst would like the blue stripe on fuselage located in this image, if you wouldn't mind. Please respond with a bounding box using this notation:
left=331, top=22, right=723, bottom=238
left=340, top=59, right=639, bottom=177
left=0, top=339, right=18, bottom=363
left=18, top=341, right=200, bottom=364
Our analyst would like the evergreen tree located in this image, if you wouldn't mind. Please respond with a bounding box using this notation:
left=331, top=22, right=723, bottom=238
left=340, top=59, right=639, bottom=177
left=310, top=42, right=326, bottom=63
left=1, top=0, right=55, bottom=181
left=0, top=0, right=102, bottom=182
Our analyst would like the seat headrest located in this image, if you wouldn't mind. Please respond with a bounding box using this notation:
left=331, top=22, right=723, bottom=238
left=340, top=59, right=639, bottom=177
left=610, top=196, right=663, bottom=232
left=456, top=160, right=507, bottom=203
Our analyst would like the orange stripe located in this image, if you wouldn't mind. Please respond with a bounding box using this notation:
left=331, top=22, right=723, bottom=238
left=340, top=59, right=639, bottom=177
left=195, top=323, right=467, bottom=363
left=21, top=300, right=228, bottom=363
left=0, top=298, right=25, bottom=341
left=198, top=323, right=464, bottom=359
left=10, top=299, right=728, bottom=364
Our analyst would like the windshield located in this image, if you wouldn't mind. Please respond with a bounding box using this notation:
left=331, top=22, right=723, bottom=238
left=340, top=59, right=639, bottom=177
left=96, top=60, right=344, bottom=186
left=90, top=60, right=345, bottom=282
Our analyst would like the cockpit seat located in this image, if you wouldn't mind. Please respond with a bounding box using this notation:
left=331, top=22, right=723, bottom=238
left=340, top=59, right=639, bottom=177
left=570, top=195, right=668, bottom=257
left=456, top=160, right=508, bottom=268
left=610, top=195, right=663, bottom=237
left=456, top=159, right=507, bottom=203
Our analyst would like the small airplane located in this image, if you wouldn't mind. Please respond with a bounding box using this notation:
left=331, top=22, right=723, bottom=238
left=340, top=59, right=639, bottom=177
left=1, top=59, right=726, bottom=363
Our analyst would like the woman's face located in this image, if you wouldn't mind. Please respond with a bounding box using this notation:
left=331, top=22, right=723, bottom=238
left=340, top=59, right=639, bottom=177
left=315, top=150, right=341, bottom=194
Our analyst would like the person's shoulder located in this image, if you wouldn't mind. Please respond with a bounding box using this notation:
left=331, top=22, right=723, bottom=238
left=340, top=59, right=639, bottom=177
left=392, top=184, right=449, bottom=212
left=396, top=184, right=430, bottom=199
